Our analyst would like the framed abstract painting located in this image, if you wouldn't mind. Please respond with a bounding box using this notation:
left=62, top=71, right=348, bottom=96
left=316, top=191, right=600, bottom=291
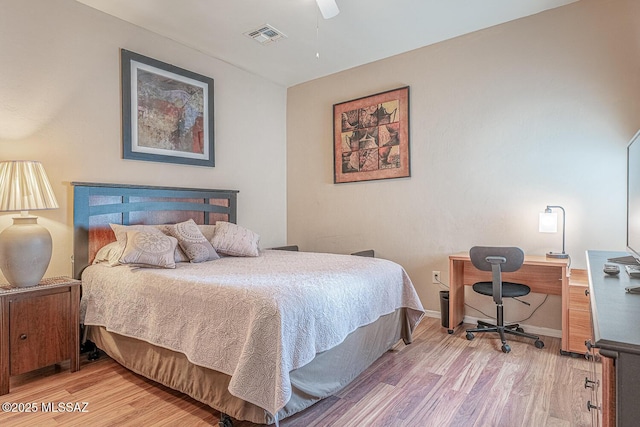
left=121, top=49, right=215, bottom=167
left=333, top=86, right=410, bottom=183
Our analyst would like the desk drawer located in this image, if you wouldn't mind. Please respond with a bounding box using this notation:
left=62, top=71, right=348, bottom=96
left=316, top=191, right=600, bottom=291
left=569, top=285, right=590, bottom=311
left=568, top=308, right=591, bottom=353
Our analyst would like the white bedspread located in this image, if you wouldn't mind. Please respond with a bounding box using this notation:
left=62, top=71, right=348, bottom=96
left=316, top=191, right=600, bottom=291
left=81, top=250, right=424, bottom=416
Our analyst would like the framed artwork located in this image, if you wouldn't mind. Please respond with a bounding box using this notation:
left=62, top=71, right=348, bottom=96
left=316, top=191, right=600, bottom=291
left=121, top=49, right=215, bottom=167
left=333, top=86, right=410, bottom=183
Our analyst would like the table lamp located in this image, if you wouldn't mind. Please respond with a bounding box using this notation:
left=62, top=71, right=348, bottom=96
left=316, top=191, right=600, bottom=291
left=539, top=205, right=568, bottom=259
left=0, top=161, right=59, bottom=287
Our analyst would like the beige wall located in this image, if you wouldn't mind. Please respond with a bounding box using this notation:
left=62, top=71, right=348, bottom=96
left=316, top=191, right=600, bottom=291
left=0, top=0, right=288, bottom=282
left=287, top=0, right=640, bottom=331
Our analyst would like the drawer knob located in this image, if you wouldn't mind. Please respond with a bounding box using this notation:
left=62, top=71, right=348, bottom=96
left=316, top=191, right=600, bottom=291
left=584, top=288, right=589, bottom=296
left=584, top=377, right=597, bottom=389
left=19, top=334, right=27, bottom=340
left=586, top=400, right=600, bottom=412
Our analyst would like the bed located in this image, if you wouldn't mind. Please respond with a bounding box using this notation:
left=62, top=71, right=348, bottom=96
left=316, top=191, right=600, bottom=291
left=73, top=182, right=425, bottom=425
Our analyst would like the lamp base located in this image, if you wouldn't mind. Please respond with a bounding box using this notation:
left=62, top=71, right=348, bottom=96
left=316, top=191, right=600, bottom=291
left=546, top=251, right=569, bottom=259
left=0, top=215, right=52, bottom=287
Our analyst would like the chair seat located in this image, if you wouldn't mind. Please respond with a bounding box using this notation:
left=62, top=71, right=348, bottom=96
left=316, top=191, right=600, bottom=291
left=472, top=281, right=530, bottom=298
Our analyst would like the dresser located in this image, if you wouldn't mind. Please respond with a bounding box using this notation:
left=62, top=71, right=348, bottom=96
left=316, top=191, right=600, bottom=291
left=0, top=277, right=81, bottom=395
left=586, top=250, right=640, bottom=426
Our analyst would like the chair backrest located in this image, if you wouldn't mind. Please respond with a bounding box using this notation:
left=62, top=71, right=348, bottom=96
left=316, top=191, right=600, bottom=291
left=469, top=246, right=524, bottom=273
left=470, top=246, right=525, bottom=305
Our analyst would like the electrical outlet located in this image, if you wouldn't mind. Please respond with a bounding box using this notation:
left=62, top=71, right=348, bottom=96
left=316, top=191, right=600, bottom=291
left=432, top=271, right=440, bottom=284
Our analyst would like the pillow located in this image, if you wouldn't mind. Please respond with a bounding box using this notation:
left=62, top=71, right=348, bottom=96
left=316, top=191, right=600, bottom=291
left=111, top=223, right=190, bottom=263
left=173, top=246, right=191, bottom=263
left=166, top=219, right=220, bottom=263
left=93, top=241, right=125, bottom=266
left=197, top=224, right=217, bottom=242
left=211, top=222, right=260, bottom=257
left=119, top=231, right=177, bottom=269
left=154, top=225, right=191, bottom=262
left=110, top=223, right=164, bottom=242
left=155, top=224, right=216, bottom=241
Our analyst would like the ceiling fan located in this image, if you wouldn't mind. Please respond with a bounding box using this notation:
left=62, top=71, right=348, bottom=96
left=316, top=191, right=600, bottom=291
left=316, top=0, right=339, bottom=19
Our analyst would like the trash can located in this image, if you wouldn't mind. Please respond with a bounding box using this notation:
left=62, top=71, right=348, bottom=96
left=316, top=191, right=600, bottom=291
left=439, top=291, right=449, bottom=328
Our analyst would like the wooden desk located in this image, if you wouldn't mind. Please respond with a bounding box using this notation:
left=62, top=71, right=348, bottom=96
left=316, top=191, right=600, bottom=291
left=448, top=252, right=571, bottom=351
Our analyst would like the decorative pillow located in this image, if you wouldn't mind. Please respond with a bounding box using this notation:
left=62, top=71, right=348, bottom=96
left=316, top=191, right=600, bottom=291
left=119, top=231, right=177, bottom=269
left=166, top=219, right=220, bottom=263
left=155, top=224, right=216, bottom=242
left=154, top=225, right=191, bottom=262
left=211, top=222, right=260, bottom=257
left=197, top=224, right=217, bottom=242
left=173, top=246, right=191, bottom=263
left=111, top=223, right=190, bottom=263
left=110, top=223, right=164, bottom=242
left=93, top=241, right=125, bottom=266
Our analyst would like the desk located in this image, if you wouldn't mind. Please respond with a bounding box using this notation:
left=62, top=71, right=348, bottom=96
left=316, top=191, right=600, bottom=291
left=448, top=252, right=571, bottom=352
left=586, top=250, right=640, bottom=426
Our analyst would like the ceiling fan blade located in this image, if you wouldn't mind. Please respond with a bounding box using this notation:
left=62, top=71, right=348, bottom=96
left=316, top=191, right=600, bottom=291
left=316, top=0, right=339, bottom=19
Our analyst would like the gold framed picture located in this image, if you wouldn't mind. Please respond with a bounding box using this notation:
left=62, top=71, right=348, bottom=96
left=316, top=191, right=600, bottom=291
left=333, top=86, right=410, bottom=183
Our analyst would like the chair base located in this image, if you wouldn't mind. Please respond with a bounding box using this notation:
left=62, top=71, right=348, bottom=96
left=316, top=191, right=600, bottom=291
left=466, top=320, right=544, bottom=353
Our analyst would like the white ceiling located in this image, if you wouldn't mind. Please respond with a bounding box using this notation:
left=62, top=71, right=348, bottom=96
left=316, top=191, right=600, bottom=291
left=76, top=0, right=578, bottom=87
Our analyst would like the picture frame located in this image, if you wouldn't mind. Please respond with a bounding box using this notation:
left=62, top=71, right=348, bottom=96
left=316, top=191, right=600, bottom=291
left=121, top=49, right=215, bottom=167
left=333, top=86, right=410, bottom=183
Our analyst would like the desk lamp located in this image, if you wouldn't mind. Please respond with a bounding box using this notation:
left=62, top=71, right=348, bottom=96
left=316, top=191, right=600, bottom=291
left=539, top=205, right=568, bottom=259
left=0, top=161, right=59, bottom=287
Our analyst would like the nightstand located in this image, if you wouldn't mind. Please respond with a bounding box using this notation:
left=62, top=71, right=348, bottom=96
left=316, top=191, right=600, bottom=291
left=0, top=276, right=81, bottom=395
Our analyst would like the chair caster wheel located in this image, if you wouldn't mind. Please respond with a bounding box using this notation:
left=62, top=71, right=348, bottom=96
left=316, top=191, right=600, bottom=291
left=502, top=344, right=511, bottom=353
left=535, top=340, right=544, bottom=349
left=516, top=327, right=524, bottom=333
left=447, top=329, right=454, bottom=334
left=466, top=332, right=474, bottom=340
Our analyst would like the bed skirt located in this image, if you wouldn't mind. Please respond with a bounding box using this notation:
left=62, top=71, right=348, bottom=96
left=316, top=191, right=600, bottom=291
left=87, top=307, right=415, bottom=424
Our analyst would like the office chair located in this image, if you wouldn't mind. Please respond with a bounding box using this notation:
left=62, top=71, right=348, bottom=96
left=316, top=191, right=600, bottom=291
left=465, top=246, right=544, bottom=353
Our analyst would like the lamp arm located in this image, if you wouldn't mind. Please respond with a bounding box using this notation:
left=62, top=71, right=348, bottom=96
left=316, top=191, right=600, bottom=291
left=546, top=205, right=566, bottom=254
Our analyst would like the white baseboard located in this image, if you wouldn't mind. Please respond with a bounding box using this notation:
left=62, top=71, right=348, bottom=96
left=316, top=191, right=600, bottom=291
left=423, top=310, right=561, bottom=339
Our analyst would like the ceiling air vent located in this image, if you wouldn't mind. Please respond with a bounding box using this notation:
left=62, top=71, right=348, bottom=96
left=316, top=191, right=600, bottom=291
left=244, top=24, right=287, bottom=45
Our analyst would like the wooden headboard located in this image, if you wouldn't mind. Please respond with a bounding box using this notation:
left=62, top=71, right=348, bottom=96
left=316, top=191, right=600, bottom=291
left=72, top=182, right=239, bottom=279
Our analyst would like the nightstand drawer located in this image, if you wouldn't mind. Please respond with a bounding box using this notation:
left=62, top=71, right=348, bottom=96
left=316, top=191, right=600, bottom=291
left=10, top=290, right=72, bottom=375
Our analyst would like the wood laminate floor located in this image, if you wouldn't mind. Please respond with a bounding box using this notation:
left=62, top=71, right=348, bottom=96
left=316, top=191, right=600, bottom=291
left=1, top=317, right=597, bottom=426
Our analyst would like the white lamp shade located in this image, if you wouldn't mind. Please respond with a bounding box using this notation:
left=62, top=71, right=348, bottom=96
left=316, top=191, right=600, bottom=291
left=0, top=160, right=59, bottom=212
left=539, top=212, right=558, bottom=233
left=317, top=0, right=339, bottom=19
